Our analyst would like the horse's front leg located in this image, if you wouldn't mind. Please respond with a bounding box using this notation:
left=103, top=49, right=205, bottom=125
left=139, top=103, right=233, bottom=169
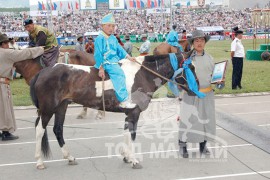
left=120, top=115, right=142, bottom=169
left=76, top=107, right=88, bottom=119
left=55, top=104, right=77, bottom=165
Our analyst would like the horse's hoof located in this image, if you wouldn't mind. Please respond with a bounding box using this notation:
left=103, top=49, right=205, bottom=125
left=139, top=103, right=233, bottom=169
left=68, top=160, right=78, bottom=165
left=36, top=164, right=46, bottom=170
left=123, top=157, right=130, bottom=163
left=132, top=163, right=143, bottom=169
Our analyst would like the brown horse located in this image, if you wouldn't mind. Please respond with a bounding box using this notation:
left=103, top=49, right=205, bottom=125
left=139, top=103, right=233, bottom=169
left=153, top=40, right=190, bottom=55
left=29, top=52, right=196, bottom=169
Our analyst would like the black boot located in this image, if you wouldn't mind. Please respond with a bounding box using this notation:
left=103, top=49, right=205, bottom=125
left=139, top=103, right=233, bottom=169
left=2, top=131, right=19, bottom=141
left=179, top=141, right=189, bottom=158
left=199, top=140, right=210, bottom=155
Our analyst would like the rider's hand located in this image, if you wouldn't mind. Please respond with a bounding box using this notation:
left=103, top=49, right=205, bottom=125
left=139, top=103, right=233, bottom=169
left=98, top=67, right=105, bottom=79
left=127, top=55, right=136, bottom=62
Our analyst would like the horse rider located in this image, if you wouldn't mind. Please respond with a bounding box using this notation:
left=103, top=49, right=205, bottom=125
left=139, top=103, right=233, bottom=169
left=94, top=13, right=137, bottom=109
left=135, top=34, right=151, bottom=56
left=0, top=33, right=44, bottom=141
left=24, top=19, right=59, bottom=67
left=166, top=24, right=183, bottom=52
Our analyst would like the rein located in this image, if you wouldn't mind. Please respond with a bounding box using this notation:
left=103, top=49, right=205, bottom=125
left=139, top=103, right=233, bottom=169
left=134, top=54, right=186, bottom=88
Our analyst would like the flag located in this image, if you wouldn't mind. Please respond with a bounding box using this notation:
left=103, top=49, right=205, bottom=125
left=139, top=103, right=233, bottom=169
left=42, top=1, right=46, bottom=10
left=158, top=0, right=161, bottom=7
left=133, top=0, right=136, bottom=8
left=54, top=2, right=57, bottom=10
left=47, top=2, right=51, bottom=10
left=75, top=1, right=79, bottom=9
left=140, top=0, right=145, bottom=8
left=154, top=0, right=157, bottom=7
left=136, top=0, right=141, bottom=8
left=124, top=0, right=127, bottom=9
left=187, top=0, right=190, bottom=7
left=68, top=2, right=71, bottom=9
left=129, top=0, right=134, bottom=8
left=38, top=1, right=42, bottom=10
left=147, top=0, right=151, bottom=8
left=151, top=0, right=155, bottom=8
left=51, top=2, right=54, bottom=10
left=71, top=2, right=73, bottom=10
left=60, top=1, right=63, bottom=9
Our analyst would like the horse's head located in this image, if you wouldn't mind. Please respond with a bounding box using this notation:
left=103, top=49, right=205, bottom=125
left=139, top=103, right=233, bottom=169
left=174, top=61, right=199, bottom=96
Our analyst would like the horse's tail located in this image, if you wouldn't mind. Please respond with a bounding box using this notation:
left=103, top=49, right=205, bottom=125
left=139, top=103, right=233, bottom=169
left=35, top=117, right=51, bottom=158
left=30, top=72, right=40, bottom=109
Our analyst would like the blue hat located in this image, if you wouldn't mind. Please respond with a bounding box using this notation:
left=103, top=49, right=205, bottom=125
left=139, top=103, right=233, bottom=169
left=101, top=13, right=115, bottom=24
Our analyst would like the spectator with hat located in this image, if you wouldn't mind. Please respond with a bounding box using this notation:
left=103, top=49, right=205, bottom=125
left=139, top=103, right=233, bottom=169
left=231, top=27, right=245, bottom=90
left=178, top=30, right=222, bottom=158
left=0, top=33, right=44, bottom=141
left=8, top=37, right=21, bottom=50
left=85, top=36, right=94, bottom=54
left=123, top=34, right=133, bottom=57
left=136, top=34, right=151, bottom=56
left=23, top=18, right=59, bottom=67
left=75, top=34, right=85, bottom=52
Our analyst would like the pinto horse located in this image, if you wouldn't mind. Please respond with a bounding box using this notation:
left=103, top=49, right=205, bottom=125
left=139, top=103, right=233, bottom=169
left=29, top=52, right=196, bottom=169
left=153, top=40, right=190, bottom=55
left=14, top=50, right=100, bottom=119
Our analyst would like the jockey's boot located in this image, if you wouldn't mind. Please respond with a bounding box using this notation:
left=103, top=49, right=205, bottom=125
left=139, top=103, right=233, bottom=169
left=2, top=131, right=19, bottom=141
left=119, top=101, right=136, bottom=109
left=179, top=140, right=189, bottom=158
left=199, top=140, right=210, bottom=155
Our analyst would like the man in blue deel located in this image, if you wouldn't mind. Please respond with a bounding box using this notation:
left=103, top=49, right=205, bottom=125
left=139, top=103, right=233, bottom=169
left=94, top=13, right=137, bottom=109
left=166, top=24, right=183, bottom=52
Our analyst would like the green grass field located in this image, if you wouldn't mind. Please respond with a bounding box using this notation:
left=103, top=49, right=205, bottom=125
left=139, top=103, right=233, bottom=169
left=11, top=39, right=270, bottom=106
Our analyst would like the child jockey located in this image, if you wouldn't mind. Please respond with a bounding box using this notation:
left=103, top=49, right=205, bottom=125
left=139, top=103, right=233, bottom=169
left=94, top=13, right=137, bottom=109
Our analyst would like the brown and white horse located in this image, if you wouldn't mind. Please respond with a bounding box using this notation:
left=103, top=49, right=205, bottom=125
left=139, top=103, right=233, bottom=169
left=15, top=50, right=100, bottom=119
left=29, top=53, right=194, bottom=169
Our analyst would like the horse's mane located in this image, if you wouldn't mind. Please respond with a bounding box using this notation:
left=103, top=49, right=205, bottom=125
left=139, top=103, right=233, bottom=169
left=144, top=52, right=184, bottom=64
left=144, top=54, right=169, bottom=63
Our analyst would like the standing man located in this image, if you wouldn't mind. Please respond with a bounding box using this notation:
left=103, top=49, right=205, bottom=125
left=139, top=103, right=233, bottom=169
left=24, top=19, right=59, bottom=67
left=135, top=34, right=151, bottom=56
left=123, top=35, right=133, bottom=57
left=75, top=34, right=85, bottom=52
left=178, top=30, right=221, bottom=158
left=0, top=33, right=44, bottom=140
left=231, top=29, right=244, bottom=89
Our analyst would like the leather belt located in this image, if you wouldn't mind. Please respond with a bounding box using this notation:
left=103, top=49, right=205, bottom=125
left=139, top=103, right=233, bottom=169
left=0, top=77, right=10, bottom=85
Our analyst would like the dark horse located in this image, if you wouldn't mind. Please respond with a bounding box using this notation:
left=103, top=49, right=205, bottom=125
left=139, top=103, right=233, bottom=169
left=29, top=52, right=196, bottom=169
left=153, top=40, right=190, bottom=55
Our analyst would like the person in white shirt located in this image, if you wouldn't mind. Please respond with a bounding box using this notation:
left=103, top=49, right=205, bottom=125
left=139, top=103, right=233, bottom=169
left=231, top=29, right=244, bottom=89
left=136, top=34, right=151, bottom=56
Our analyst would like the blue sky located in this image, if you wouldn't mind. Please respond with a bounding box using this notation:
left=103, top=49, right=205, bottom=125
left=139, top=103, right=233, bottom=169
left=0, top=0, right=29, bottom=8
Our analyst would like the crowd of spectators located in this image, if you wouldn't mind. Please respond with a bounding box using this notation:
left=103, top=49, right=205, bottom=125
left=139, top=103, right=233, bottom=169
left=0, top=8, right=252, bottom=36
